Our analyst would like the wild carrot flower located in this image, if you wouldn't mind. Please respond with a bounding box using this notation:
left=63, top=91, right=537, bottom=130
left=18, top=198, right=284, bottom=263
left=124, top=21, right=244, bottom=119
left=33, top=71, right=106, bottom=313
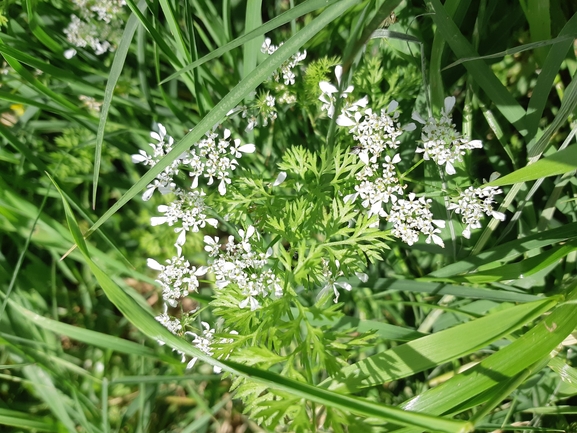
left=64, top=0, right=126, bottom=57
left=447, top=186, right=505, bottom=238
left=412, top=96, right=482, bottom=175
left=319, top=65, right=368, bottom=119
left=386, top=193, right=446, bottom=247
left=147, top=256, right=208, bottom=307
left=204, top=226, right=283, bottom=310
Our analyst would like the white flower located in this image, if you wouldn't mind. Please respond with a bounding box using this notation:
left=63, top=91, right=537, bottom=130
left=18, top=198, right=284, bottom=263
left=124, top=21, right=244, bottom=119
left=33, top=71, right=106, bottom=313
left=318, top=65, right=356, bottom=118
left=64, top=48, right=77, bottom=59
left=387, top=193, right=445, bottom=247
left=448, top=186, right=505, bottom=238
left=413, top=96, right=483, bottom=175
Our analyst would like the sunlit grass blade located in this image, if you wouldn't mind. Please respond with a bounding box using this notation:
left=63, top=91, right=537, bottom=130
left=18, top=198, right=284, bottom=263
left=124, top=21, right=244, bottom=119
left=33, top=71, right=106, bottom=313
left=486, top=144, right=577, bottom=187
left=242, top=0, right=262, bottom=83
left=428, top=0, right=468, bottom=111
left=428, top=221, right=577, bottom=279
left=321, top=297, right=557, bottom=393
left=23, top=364, right=77, bottom=433
left=525, top=12, right=577, bottom=139
left=375, top=278, right=540, bottom=303
left=443, top=33, right=575, bottom=70
left=398, top=283, right=577, bottom=417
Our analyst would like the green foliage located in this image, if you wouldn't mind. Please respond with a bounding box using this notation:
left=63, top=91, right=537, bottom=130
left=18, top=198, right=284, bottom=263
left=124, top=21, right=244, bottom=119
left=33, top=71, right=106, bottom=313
left=1, top=0, right=577, bottom=432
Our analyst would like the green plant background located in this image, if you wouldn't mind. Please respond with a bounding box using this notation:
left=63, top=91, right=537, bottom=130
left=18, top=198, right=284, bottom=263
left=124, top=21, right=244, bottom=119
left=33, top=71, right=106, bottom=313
left=1, top=0, right=577, bottom=432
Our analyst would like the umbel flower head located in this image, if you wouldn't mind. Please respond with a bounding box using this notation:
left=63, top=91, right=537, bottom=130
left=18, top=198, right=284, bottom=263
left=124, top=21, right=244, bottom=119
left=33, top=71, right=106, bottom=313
left=412, top=96, right=482, bottom=175
left=448, top=185, right=506, bottom=238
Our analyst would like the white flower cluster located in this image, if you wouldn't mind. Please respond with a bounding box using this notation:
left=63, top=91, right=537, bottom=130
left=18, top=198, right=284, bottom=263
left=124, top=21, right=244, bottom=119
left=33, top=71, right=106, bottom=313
left=182, top=128, right=256, bottom=195
left=132, top=123, right=255, bottom=247
left=155, top=304, right=183, bottom=335
left=185, top=323, right=237, bottom=372
left=412, top=96, right=483, bottom=175
left=147, top=255, right=208, bottom=307
left=204, top=226, right=283, bottom=311
left=334, top=89, right=441, bottom=246
left=319, top=65, right=368, bottom=119
left=64, top=0, right=126, bottom=58
left=131, top=123, right=179, bottom=200
left=387, top=193, right=446, bottom=247
left=448, top=186, right=506, bottom=238
left=261, top=37, right=307, bottom=86
left=79, top=95, right=103, bottom=112
left=326, top=70, right=505, bottom=246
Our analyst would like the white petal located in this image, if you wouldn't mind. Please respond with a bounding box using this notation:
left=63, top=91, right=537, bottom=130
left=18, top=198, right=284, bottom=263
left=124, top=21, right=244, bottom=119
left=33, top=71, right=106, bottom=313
left=432, top=219, right=446, bottom=228
left=392, top=154, right=401, bottom=164
left=157, top=205, right=169, bottom=213
left=206, top=218, right=219, bottom=227
left=150, top=216, right=168, bottom=226
left=336, top=115, right=355, bottom=127
left=64, top=48, right=77, bottom=59
left=131, top=153, right=147, bottom=163
left=469, top=139, right=483, bottom=148
left=273, top=171, right=287, bottom=186
left=342, top=85, right=354, bottom=95
left=218, top=180, right=227, bottom=195
left=142, top=186, right=155, bottom=201
left=444, top=96, right=456, bottom=114
left=176, top=230, right=186, bottom=246
left=147, top=258, right=164, bottom=271
left=194, top=266, right=208, bottom=276
left=355, top=95, right=369, bottom=107
left=334, top=65, right=343, bottom=83
left=462, top=226, right=471, bottom=239
left=191, top=175, right=199, bottom=189
left=355, top=272, right=369, bottom=283
left=432, top=234, right=445, bottom=248
left=245, top=225, right=255, bottom=239
left=238, top=144, right=255, bottom=153
left=359, top=151, right=369, bottom=164
left=336, top=281, right=352, bottom=291
left=403, top=122, right=417, bottom=131
left=319, top=81, right=338, bottom=94
left=445, top=161, right=456, bottom=175
left=223, top=129, right=231, bottom=139
left=411, top=111, right=426, bottom=124
left=343, top=192, right=358, bottom=203
left=387, top=100, right=399, bottom=112
left=492, top=211, right=506, bottom=221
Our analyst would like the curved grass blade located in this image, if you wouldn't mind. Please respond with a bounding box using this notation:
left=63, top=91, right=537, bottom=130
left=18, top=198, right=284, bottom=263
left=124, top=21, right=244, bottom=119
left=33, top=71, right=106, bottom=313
left=486, top=144, right=577, bottom=187
left=399, top=283, right=577, bottom=418
left=443, top=33, right=576, bottom=70
left=321, top=297, right=557, bottom=393
left=160, top=0, right=341, bottom=85
left=0, top=408, right=59, bottom=432
left=375, top=278, right=540, bottom=303
left=92, top=0, right=146, bottom=210
left=83, top=0, right=362, bottom=243
left=525, top=12, right=577, bottom=140
left=429, top=222, right=577, bottom=278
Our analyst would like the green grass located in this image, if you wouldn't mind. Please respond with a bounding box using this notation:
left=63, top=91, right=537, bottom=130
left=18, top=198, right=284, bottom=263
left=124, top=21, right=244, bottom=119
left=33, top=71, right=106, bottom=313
left=1, top=0, right=577, bottom=432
